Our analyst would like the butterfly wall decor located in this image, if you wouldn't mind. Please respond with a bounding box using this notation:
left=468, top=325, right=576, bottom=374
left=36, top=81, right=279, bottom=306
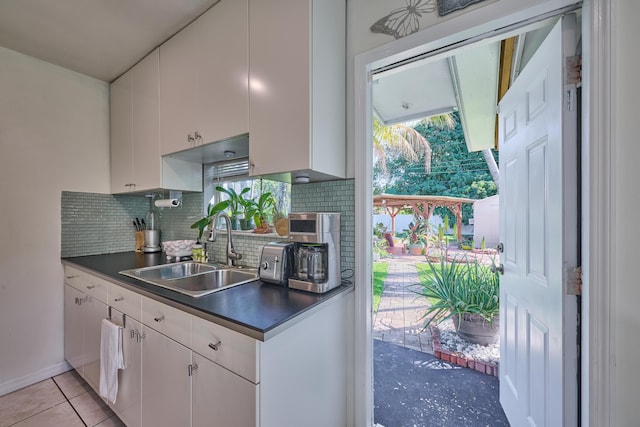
left=370, top=0, right=490, bottom=39
left=370, top=0, right=437, bottom=40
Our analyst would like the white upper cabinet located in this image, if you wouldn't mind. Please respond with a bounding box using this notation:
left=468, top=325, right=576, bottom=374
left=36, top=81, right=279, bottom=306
left=248, top=0, right=346, bottom=180
left=110, top=49, right=202, bottom=194
left=111, top=50, right=160, bottom=193
left=160, top=0, right=249, bottom=156
left=110, top=68, right=134, bottom=192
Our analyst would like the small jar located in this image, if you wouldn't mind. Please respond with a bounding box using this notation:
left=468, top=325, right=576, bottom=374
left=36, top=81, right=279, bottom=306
left=192, top=243, right=203, bottom=262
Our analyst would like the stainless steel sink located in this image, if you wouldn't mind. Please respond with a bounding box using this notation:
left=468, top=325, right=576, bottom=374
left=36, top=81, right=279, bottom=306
left=119, top=262, right=258, bottom=297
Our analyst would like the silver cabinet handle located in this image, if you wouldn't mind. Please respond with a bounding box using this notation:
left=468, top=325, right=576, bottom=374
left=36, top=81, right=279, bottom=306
left=86, top=285, right=95, bottom=290
left=154, top=315, right=165, bottom=322
left=208, top=341, right=222, bottom=351
left=188, top=363, right=199, bottom=376
left=65, top=275, right=79, bottom=279
left=114, top=297, right=124, bottom=302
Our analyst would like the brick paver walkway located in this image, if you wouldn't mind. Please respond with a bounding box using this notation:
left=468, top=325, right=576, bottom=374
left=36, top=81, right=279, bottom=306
left=373, top=256, right=433, bottom=354
left=373, top=250, right=497, bottom=355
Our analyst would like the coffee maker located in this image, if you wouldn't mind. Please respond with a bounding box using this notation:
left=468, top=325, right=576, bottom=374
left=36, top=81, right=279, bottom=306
left=288, top=212, right=340, bottom=293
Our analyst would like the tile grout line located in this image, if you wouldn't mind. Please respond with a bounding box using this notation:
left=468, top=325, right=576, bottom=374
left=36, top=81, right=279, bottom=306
left=51, top=376, right=88, bottom=427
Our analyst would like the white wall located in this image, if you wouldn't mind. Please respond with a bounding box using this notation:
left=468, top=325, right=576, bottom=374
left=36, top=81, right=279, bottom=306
left=612, top=0, right=640, bottom=423
left=0, top=47, right=110, bottom=394
left=473, top=195, right=499, bottom=247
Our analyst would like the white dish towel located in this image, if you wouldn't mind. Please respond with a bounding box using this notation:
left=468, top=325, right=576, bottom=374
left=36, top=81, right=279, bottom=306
left=99, top=318, right=125, bottom=404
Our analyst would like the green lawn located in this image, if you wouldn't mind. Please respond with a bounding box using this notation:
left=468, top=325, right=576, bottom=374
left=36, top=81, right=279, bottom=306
left=373, top=262, right=389, bottom=313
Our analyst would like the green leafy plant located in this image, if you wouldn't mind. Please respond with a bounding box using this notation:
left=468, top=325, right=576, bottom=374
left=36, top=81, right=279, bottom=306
left=190, top=201, right=227, bottom=241
left=215, top=186, right=250, bottom=219
left=404, top=220, right=429, bottom=247
left=413, top=257, right=500, bottom=328
left=251, top=192, right=276, bottom=229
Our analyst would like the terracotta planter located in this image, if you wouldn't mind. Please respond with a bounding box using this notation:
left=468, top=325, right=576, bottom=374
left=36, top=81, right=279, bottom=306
left=408, top=244, right=424, bottom=255
left=452, top=313, right=499, bottom=345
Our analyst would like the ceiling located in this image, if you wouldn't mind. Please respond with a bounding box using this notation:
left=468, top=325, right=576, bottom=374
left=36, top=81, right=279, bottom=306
left=0, top=0, right=219, bottom=82
left=372, top=20, right=557, bottom=153
left=372, top=42, right=500, bottom=152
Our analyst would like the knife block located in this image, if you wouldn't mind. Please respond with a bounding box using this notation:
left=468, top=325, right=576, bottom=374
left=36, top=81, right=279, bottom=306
left=135, top=231, right=144, bottom=252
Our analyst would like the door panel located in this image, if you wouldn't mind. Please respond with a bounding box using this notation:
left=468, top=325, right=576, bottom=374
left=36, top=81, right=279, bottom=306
left=498, top=15, right=579, bottom=427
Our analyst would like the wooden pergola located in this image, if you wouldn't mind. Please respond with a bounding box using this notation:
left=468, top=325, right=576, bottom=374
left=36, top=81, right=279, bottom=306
left=373, top=193, right=476, bottom=241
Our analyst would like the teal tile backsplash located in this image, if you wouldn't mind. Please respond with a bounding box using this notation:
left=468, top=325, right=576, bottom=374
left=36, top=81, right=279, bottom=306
left=61, top=179, right=355, bottom=274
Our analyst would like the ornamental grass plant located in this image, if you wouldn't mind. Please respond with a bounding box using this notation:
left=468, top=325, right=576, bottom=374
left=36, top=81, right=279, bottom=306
left=414, top=256, right=500, bottom=329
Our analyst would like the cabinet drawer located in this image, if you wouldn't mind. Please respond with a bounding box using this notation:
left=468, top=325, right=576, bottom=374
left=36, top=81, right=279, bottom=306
left=108, top=283, right=142, bottom=321
left=84, top=274, right=110, bottom=304
left=64, top=266, right=109, bottom=304
left=142, top=297, right=191, bottom=347
left=192, top=315, right=259, bottom=383
left=63, top=266, right=85, bottom=291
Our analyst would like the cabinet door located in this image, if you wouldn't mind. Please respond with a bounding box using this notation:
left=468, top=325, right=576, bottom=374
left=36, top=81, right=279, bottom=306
left=64, top=284, right=84, bottom=373
left=160, top=23, right=198, bottom=156
left=249, top=0, right=311, bottom=176
left=110, top=71, right=134, bottom=193
left=192, top=353, right=258, bottom=427
left=112, top=312, right=142, bottom=427
left=141, top=326, right=191, bottom=427
left=196, top=0, right=249, bottom=145
left=132, top=49, right=161, bottom=191
left=82, top=297, right=109, bottom=391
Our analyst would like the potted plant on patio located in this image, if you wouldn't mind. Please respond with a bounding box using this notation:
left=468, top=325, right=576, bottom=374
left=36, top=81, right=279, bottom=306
left=404, top=220, right=429, bottom=255
left=413, top=257, right=500, bottom=345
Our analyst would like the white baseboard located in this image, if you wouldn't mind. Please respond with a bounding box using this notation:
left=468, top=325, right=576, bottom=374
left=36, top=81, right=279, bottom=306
left=0, top=361, right=72, bottom=396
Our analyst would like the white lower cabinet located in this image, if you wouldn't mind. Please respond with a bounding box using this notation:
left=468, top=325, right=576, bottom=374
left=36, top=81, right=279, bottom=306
left=63, top=265, right=349, bottom=427
left=63, top=282, right=108, bottom=390
left=192, top=353, right=258, bottom=427
left=63, top=285, right=84, bottom=372
left=82, top=295, right=108, bottom=391
left=109, top=310, right=142, bottom=427
left=140, top=326, right=192, bottom=427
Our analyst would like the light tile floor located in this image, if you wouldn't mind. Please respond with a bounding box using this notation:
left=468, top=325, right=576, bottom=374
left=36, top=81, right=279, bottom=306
left=0, top=370, right=124, bottom=427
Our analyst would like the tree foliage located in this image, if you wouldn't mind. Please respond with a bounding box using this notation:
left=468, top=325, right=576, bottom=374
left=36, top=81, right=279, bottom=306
left=374, top=112, right=498, bottom=224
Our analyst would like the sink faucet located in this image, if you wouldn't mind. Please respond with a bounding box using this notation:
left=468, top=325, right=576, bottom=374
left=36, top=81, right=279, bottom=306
left=207, top=212, right=243, bottom=266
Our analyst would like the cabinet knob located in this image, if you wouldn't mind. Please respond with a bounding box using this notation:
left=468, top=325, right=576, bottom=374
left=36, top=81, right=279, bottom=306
left=194, top=131, right=202, bottom=145
left=208, top=341, right=222, bottom=351
left=187, top=134, right=195, bottom=145
left=114, top=297, right=124, bottom=302
left=86, top=285, right=95, bottom=290
left=154, top=315, right=165, bottom=323
left=65, top=275, right=79, bottom=279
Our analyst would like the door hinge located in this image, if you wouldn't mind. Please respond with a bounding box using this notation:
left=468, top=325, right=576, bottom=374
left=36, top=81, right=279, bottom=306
left=564, top=265, right=582, bottom=295
left=565, top=55, right=582, bottom=86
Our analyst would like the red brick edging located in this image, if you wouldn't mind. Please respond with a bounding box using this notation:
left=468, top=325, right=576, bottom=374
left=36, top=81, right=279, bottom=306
left=429, top=326, right=499, bottom=377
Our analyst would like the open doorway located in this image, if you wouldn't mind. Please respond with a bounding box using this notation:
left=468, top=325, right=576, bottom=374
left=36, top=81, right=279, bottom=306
left=362, top=8, right=582, bottom=427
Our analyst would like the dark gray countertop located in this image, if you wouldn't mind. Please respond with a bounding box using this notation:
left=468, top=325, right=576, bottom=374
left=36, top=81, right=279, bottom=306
left=62, top=251, right=352, bottom=341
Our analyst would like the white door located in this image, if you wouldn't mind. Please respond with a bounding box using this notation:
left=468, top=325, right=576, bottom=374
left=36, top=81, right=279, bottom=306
left=498, top=16, right=579, bottom=427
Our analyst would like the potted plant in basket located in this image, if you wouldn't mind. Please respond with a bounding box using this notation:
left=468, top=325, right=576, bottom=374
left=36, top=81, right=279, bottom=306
left=413, top=257, right=500, bottom=345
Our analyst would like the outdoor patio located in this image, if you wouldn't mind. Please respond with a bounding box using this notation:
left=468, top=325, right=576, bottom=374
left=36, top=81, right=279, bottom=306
left=373, top=253, right=509, bottom=426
